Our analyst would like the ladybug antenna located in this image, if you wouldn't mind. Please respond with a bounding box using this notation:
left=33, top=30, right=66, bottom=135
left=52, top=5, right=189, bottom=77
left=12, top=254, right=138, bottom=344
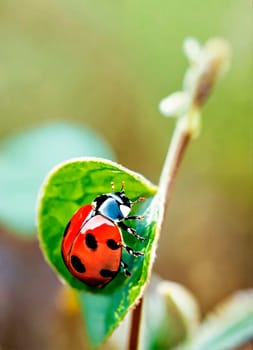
left=131, top=196, right=146, bottom=205
left=120, top=181, right=125, bottom=193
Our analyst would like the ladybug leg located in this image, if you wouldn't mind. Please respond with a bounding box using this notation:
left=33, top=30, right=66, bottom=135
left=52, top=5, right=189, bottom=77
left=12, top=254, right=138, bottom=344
left=126, top=215, right=145, bottom=220
left=122, top=243, right=144, bottom=257
left=131, top=196, right=146, bottom=205
left=120, top=260, right=131, bottom=277
left=118, top=221, right=146, bottom=241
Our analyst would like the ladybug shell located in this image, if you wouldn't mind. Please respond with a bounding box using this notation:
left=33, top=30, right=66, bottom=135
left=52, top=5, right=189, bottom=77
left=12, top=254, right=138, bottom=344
left=62, top=205, right=123, bottom=288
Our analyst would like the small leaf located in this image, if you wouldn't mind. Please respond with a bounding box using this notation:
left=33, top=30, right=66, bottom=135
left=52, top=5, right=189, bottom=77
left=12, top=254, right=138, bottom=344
left=159, top=92, right=190, bottom=118
left=186, top=289, right=253, bottom=350
left=37, top=157, right=157, bottom=346
left=108, top=276, right=200, bottom=350
left=0, top=122, right=114, bottom=235
left=140, top=278, right=200, bottom=350
left=158, top=280, right=200, bottom=347
left=183, top=37, right=202, bottom=64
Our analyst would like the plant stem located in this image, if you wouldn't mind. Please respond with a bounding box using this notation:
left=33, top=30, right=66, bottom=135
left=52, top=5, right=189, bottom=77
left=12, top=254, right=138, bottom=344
left=158, top=119, right=191, bottom=216
left=128, top=298, right=143, bottom=350
left=128, top=120, right=191, bottom=350
left=127, top=38, right=230, bottom=350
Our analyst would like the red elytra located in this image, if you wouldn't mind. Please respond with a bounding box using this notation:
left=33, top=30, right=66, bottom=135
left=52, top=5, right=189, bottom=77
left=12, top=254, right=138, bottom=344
left=61, top=186, right=145, bottom=288
left=62, top=206, right=122, bottom=287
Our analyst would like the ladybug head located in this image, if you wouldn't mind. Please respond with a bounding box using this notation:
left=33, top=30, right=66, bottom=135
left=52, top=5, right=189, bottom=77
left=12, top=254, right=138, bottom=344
left=92, top=183, right=134, bottom=222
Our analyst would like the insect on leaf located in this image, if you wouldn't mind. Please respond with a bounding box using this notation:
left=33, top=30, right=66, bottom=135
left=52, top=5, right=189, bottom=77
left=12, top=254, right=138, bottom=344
left=37, top=157, right=158, bottom=346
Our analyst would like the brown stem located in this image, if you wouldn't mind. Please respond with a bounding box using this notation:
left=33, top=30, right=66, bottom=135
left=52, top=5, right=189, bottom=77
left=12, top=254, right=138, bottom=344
left=128, top=298, right=143, bottom=350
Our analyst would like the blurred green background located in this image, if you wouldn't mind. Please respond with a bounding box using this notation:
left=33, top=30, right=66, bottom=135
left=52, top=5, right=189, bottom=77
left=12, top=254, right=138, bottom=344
left=0, top=0, right=252, bottom=349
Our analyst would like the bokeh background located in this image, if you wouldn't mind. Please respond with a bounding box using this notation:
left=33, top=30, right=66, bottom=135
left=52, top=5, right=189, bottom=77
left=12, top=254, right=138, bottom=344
left=0, top=0, right=252, bottom=349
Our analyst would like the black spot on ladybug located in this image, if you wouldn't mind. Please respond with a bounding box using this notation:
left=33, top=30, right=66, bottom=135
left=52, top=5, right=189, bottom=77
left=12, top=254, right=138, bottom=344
left=71, top=255, right=86, bottom=273
left=63, top=221, right=71, bottom=237
left=85, top=233, right=98, bottom=250
left=106, top=239, right=120, bottom=250
left=100, top=269, right=117, bottom=278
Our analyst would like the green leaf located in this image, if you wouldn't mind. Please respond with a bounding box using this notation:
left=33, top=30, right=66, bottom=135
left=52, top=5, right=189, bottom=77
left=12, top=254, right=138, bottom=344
left=37, top=157, right=157, bottom=346
left=185, top=289, right=253, bottom=350
left=0, top=122, right=115, bottom=236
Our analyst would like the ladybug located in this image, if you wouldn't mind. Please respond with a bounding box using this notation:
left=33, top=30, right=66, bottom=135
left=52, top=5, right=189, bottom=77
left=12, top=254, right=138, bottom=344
left=61, top=182, right=145, bottom=288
